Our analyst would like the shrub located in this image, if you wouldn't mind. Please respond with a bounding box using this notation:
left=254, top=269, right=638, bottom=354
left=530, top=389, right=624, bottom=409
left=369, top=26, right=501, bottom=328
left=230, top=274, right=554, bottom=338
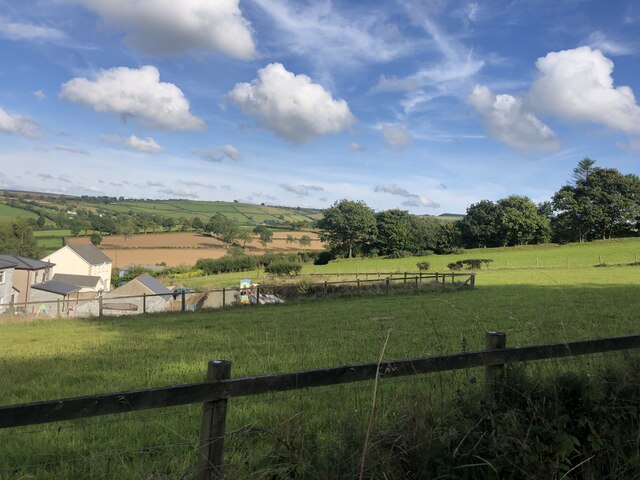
left=416, top=261, right=430, bottom=271
left=264, top=261, right=302, bottom=276
left=195, top=254, right=258, bottom=274
left=313, top=250, right=335, bottom=265
left=387, top=250, right=411, bottom=259
left=447, top=258, right=493, bottom=270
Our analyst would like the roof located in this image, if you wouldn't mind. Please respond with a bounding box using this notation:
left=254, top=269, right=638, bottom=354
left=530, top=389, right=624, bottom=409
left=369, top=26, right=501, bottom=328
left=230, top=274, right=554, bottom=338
left=136, top=273, right=172, bottom=297
left=52, top=274, right=102, bottom=288
left=31, top=280, right=81, bottom=296
left=0, top=255, right=54, bottom=271
left=67, top=244, right=112, bottom=265
left=0, top=259, right=17, bottom=270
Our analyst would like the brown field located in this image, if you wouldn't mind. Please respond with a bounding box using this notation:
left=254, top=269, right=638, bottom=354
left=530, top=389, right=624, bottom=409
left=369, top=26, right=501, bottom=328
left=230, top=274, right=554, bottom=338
left=67, top=231, right=324, bottom=268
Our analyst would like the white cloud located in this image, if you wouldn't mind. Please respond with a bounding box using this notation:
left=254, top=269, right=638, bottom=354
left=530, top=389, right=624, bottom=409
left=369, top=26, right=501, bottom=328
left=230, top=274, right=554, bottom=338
left=100, top=134, right=165, bottom=153
left=381, top=124, right=412, bottom=149
left=192, top=144, right=242, bottom=162
left=373, top=184, right=439, bottom=208
left=587, top=31, right=634, bottom=56
left=0, top=19, right=65, bottom=42
left=349, top=142, right=367, bottom=152
left=280, top=184, right=324, bottom=197
left=0, top=106, right=38, bottom=138
left=75, top=0, right=255, bottom=59
left=227, top=63, right=355, bottom=143
left=33, top=90, right=46, bottom=101
left=469, top=85, right=560, bottom=152
left=158, top=187, right=198, bottom=199
left=177, top=180, right=218, bottom=189
left=60, top=65, right=205, bottom=131
left=529, top=46, right=640, bottom=135
left=125, top=135, right=164, bottom=153
left=251, top=0, right=411, bottom=68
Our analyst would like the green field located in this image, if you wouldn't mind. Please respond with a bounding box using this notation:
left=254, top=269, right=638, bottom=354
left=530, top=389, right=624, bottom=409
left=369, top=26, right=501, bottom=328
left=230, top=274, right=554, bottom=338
left=2, top=239, right=640, bottom=477
left=99, top=199, right=322, bottom=225
left=0, top=203, right=39, bottom=220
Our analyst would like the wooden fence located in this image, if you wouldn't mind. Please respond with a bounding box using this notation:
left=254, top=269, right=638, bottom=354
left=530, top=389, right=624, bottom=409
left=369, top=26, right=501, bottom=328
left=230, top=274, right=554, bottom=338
left=2, top=331, right=640, bottom=479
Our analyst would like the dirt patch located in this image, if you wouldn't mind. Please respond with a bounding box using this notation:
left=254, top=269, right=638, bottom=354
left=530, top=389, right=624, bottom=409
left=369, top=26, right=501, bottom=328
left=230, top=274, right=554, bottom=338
left=66, top=231, right=324, bottom=268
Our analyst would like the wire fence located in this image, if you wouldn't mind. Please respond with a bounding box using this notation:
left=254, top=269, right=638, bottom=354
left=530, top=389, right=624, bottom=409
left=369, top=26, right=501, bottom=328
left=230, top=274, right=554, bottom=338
left=0, top=271, right=474, bottom=321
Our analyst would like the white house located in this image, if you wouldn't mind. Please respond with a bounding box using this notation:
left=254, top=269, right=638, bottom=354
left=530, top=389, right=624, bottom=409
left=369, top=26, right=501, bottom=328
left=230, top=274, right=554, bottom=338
left=0, top=255, right=54, bottom=304
left=43, top=244, right=112, bottom=292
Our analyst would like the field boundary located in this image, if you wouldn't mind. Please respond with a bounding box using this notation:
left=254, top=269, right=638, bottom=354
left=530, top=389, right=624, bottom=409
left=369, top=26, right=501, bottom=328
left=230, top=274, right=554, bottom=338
left=1, top=331, right=639, bottom=478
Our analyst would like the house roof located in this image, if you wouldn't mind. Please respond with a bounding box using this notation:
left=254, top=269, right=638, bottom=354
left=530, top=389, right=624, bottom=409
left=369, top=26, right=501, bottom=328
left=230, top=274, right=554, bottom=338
left=31, top=280, right=81, bottom=296
left=136, top=273, right=172, bottom=297
left=52, top=274, right=102, bottom=288
left=0, top=259, right=17, bottom=270
left=0, top=255, right=54, bottom=271
left=67, top=244, right=112, bottom=265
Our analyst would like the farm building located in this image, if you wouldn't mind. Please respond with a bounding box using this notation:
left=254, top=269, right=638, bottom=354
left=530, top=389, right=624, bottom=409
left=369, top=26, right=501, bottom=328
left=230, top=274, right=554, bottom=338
left=103, top=273, right=173, bottom=315
left=42, top=244, right=112, bottom=291
left=0, top=255, right=54, bottom=304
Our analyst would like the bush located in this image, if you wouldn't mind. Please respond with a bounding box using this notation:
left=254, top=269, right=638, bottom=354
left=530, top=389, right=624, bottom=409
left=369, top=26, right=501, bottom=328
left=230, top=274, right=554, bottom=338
left=387, top=250, right=411, bottom=259
left=416, top=261, right=430, bottom=271
left=313, top=250, right=335, bottom=265
left=195, top=254, right=258, bottom=275
left=264, top=261, right=302, bottom=276
left=448, top=258, right=493, bottom=271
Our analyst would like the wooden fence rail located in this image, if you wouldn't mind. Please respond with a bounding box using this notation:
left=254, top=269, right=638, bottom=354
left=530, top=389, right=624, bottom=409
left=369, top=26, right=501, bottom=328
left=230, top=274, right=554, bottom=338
left=2, top=331, right=640, bottom=477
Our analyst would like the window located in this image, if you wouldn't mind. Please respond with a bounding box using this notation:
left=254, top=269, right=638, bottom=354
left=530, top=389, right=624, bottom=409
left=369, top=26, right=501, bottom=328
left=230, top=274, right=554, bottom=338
left=0, top=271, right=4, bottom=284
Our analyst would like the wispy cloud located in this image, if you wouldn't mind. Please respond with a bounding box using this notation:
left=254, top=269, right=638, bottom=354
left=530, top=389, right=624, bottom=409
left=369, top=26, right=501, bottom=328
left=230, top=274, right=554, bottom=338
left=54, top=145, right=90, bottom=156
left=177, top=180, right=218, bottom=189
left=158, top=187, right=198, bottom=199
left=373, top=183, right=439, bottom=208
left=0, top=18, right=66, bottom=42
left=587, top=31, right=634, bottom=56
left=192, top=144, right=242, bottom=162
left=280, top=184, right=324, bottom=197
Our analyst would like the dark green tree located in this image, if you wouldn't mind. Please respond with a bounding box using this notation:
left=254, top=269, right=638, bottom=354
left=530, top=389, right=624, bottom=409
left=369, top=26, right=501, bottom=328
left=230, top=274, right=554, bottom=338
left=496, top=195, right=549, bottom=246
left=374, top=209, right=412, bottom=255
left=458, top=200, right=500, bottom=248
left=192, top=217, right=204, bottom=231
left=0, top=219, right=43, bottom=258
left=317, top=200, right=377, bottom=258
left=90, top=233, right=103, bottom=246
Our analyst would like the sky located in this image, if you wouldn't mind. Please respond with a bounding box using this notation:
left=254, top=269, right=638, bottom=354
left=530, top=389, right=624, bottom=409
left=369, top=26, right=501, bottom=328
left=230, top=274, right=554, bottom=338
left=0, top=0, right=639, bottom=214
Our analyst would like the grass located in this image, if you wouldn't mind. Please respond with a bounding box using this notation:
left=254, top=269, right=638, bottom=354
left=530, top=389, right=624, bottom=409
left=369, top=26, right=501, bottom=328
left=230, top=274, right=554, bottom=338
left=0, top=203, right=38, bottom=220
left=3, top=238, right=640, bottom=477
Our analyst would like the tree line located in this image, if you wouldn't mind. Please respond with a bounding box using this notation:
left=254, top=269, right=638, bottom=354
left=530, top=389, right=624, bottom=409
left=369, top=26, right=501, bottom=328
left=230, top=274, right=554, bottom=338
left=319, top=159, right=640, bottom=258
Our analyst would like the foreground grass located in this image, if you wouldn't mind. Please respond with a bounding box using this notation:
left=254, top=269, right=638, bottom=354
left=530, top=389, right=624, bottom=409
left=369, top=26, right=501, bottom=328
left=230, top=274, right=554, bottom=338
left=2, top=262, right=640, bottom=477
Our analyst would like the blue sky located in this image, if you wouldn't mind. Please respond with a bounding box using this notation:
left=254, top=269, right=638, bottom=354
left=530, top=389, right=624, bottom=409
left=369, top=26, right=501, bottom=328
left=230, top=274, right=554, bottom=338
left=0, top=0, right=639, bottom=214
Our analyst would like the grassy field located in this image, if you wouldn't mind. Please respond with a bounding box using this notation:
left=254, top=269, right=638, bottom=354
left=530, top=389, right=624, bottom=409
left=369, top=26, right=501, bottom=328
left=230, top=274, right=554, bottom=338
left=2, top=239, right=640, bottom=477
left=0, top=203, right=39, bottom=220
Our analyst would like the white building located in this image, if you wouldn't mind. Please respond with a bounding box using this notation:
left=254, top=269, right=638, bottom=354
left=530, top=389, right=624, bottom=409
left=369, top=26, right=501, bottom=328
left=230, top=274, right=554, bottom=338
left=42, top=244, right=112, bottom=292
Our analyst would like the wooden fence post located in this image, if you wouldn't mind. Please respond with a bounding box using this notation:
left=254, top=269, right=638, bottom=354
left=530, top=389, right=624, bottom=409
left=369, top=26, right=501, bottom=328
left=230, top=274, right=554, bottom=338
left=182, top=291, right=186, bottom=312
left=415, top=276, right=419, bottom=291
left=198, top=360, right=232, bottom=480
left=98, top=296, right=103, bottom=317
left=404, top=272, right=407, bottom=284
left=485, top=331, right=507, bottom=402
left=8, top=301, right=14, bottom=317
left=56, top=299, right=60, bottom=317
left=470, top=273, right=476, bottom=288
left=222, top=288, right=226, bottom=308
left=357, top=279, right=360, bottom=295
left=324, top=281, right=328, bottom=297
left=386, top=277, right=390, bottom=294
left=435, top=272, right=439, bottom=285
left=143, top=293, right=146, bottom=314
left=256, top=286, right=260, bottom=305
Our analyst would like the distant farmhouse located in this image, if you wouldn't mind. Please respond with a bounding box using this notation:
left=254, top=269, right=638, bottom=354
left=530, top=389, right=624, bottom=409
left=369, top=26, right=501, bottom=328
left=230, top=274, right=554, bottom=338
left=42, top=244, right=112, bottom=292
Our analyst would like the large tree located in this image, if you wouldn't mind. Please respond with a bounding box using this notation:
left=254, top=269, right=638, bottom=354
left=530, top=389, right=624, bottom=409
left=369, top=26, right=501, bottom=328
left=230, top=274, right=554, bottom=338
left=496, top=195, right=550, bottom=246
left=375, top=209, right=412, bottom=255
left=458, top=200, right=501, bottom=248
left=552, top=159, right=640, bottom=241
left=205, top=214, right=239, bottom=247
left=317, top=200, right=377, bottom=258
left=0, top=219, right=43, bottom=258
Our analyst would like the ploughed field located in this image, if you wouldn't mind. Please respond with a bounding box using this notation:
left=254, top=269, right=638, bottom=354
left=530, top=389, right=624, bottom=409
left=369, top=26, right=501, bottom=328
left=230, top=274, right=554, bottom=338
left=66, top=231, right=323, bottom=267
left=2, top=238, right=640, bottom=478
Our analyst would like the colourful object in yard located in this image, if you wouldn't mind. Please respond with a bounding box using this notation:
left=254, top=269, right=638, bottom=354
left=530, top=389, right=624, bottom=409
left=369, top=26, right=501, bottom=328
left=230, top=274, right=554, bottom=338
left=239, top=294, right=250, bottom=304
left=240, top=279, right=251, bottom=289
